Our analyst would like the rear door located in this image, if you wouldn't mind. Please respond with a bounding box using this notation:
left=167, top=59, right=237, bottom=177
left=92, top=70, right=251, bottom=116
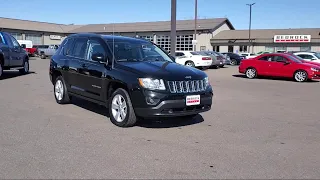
left=255, top=55, right=272, bottom=75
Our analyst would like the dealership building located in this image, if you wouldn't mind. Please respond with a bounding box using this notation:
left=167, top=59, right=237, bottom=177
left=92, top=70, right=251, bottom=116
left=1, top=17, right=319, bottom=53
left=210, top=28, right=320, bottom=53
left=0, top=17, right=234, bottom=52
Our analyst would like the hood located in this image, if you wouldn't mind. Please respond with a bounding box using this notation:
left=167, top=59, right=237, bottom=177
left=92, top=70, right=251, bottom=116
left=300, top=62, right=320, bottom=69
left=116, top=61, right=207, bottom=80
left=301, top=60, right=320, bottom=68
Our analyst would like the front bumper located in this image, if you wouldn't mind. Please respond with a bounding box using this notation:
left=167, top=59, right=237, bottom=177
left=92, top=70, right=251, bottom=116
left=132, top=88, right=213, bottom=118
left=309, top=71, right=320, bottom=79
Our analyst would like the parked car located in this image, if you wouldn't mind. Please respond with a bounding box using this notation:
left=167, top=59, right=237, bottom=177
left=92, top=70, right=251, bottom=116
left=239, top=53, right=320, bottom=82
left=221, top=52, right=242, bottom=65
left=256, top=51, right=271, bottom=55
left=17, top=40, right=37, bottom=57
left=195, top=51, right=221, bottom=68
left=0, top=32, right=30, bottom=78
left=174, top=51, right=212, bottom=68
left=49, top=33, right=213, bottom=127
left=293, top=52, right=320, bottom=63
left=214, top=51, right=231, bottom=66
left=37, top=44, right=59, bottom=59
left=239, top=52, right=257, bottom=59
left=286, top=52, right=320, bottom=67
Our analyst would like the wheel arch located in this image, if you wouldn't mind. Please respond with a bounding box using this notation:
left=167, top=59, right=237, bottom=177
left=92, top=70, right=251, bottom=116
left=51, top=70, right=62, bottom=85
left=185, top=60, right=194, bottom=65
left=107, top=81, right=130, bottom=100
left=0, top=53, right=4, bottom=66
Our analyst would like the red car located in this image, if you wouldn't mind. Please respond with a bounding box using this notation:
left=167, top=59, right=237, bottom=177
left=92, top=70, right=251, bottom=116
left=239, top=53, right=320, bottom=82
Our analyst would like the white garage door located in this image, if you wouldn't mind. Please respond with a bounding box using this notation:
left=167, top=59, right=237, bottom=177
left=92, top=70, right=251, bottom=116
left=26, top=34, right=42, bottom=45
left=10, top=33, right=23, bottom=40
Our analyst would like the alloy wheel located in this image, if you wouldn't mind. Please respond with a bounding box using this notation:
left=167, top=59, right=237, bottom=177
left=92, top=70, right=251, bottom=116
left=55, top=80, right=64, bottom=101
left=111, top=94, right=127, bottom=122
left=295, top=71, right=307, bottom=82
left=246, top=68, right=256, bottom=79
left=24, top=61, right=29, bottom=73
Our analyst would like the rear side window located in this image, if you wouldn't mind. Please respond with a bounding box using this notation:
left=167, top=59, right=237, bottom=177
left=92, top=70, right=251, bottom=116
left=70, top=37, right=88, bottom=59
left=63, top=38, right=74, bottom=55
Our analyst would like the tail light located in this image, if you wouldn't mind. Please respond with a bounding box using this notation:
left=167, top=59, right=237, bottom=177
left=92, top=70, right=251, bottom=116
left=202, top=57, right=211, bottom=60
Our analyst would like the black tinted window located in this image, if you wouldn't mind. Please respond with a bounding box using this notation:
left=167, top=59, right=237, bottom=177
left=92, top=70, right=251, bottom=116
left=259, top=56, right=269, bottom=61
left=86, top=40, right=106, bottom=60
left=71, top=38, right=88, bottom=59
left=63, top=38, right=74, bottom=55
left=272, top=56, right=286, bottom=62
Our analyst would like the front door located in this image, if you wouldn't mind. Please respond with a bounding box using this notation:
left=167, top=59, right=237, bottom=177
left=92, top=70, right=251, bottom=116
left=268, top=55, right=294, bottom=77
left=6, top=34, right=24, bottom=66
left=79, top=38, right=111, bottom=101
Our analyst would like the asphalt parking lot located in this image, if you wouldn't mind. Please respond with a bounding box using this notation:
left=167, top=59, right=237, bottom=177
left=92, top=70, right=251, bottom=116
left=1, top=58, right=320, bottom=179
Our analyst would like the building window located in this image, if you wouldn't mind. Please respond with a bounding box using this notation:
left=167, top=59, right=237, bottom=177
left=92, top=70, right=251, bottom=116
left=26, top=34, right=42, bottom=45
left=10, top=33, right=23, bottom=40
left=200, top=46, right=206, bottom=51
left=140, top=35, right=153, bottom=42
left=300, top=46, right=311, bottom=52
left=239, top=45, right=248, bottom=52
left=228, top=46, right=234, bottom=52
left=213, top=46, right=220, bottom=52
left=275, top=46, right=287, bottom=52
left=156, top=34, right=194, bottom=52
left=265, top=46, right=274, bottom=52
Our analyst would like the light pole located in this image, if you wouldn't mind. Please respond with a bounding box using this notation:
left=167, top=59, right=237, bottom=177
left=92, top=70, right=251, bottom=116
left=170, top=0, right=177, bottom=56
left=246, top=3, right=255, bottom=53
left=194, top=0, right=198, bottom=51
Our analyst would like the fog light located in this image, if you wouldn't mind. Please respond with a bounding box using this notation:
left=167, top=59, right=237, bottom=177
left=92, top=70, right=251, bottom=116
left=146, top=97, right=160, bottom=105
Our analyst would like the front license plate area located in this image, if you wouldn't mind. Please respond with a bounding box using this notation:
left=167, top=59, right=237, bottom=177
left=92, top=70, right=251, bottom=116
left=186, top=95, right=200, bottom=106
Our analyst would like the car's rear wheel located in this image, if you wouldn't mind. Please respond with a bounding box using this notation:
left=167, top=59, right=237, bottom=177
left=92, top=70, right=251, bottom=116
left=109, top=88, right=137, bottom=127
left=294, top=70, right=308, bottom=82
left=245, top=68, right=257, bottom=79
left=230, top=59, right=237, bottom=66
left=185, top=61, right=195, bottom=67
left=54, top=76, right=70, bottom=104
left=41, top=54, right=46, bottom=59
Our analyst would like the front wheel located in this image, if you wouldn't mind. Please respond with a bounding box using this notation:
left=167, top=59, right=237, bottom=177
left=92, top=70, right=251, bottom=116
left=109, top=88, right=137, bottom=127
left=19, top=60, right=29, bottom=74
left=185, top=61, right=195, bottom=67
left=294, top=70, right=308, bottom=82
left=245, top=68, right=257, bottom=79
left=54, top=76, right=70, bottom=104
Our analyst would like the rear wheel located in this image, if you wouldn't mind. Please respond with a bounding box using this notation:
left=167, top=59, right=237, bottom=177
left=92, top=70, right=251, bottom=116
left=109, top=88, right=137, bottom=127
left=230, top=59, right=237, bottom=66
left=0, top=63, right=3, bottom=79
left=294, top=70, right=308, bottom=82
left=185, top=61, right=195, bottom=67
left=245, top=68, right=257, bottom=79
left=41, top=54, right=46, bottom=59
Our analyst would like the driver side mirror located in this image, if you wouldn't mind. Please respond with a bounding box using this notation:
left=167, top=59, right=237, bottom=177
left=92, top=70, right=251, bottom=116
left=92, top=53, right=108, bottom=64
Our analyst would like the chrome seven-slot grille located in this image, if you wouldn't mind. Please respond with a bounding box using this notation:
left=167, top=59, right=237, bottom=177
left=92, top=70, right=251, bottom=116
left=167, top=79, right=206, bottom=93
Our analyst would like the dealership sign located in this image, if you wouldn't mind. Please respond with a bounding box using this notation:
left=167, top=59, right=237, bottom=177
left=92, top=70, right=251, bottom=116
left=49, top=35, right=61, bottom=40
left=274, top=35, right=311, bottom=43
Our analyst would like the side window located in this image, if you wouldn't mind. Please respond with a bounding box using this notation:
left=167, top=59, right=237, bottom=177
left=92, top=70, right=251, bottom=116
left=63, top=38, right=74, bottom=55
left=304, top=54, right=314, bottom=60
left=271, top=56, right=286, bottom=62
left=86, top=39, right=106, bottom=61
left=259, top=56, right=269, bottom=61
left=3, top=34, right=13, bottom=48
left=70, top=38, right=88, bottom=59
left=297, top=54, right=305, bottom=59
left=9, top=35, right=20, bottom=48
left=0, top=33, right=4, bottom=44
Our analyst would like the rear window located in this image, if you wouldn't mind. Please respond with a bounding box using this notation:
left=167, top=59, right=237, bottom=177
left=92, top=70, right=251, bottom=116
left=190, top=52, right=200, bottom=55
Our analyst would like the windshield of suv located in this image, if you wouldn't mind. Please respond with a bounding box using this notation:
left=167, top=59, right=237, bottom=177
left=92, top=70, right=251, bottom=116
left=106, top=40, right=173, bottom=62
left=287, top=54, right=303, bottom=63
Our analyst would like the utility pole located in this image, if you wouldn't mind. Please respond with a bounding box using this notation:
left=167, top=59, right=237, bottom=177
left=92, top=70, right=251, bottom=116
left=246, top=3, right=255, bottom=53
left=194, top=0, right=198, bottom=51
left=170, top=0, right=177, bottom=57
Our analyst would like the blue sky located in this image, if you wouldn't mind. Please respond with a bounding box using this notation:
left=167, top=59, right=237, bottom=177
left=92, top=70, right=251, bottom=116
left=1, top=0, right=319, bottom=29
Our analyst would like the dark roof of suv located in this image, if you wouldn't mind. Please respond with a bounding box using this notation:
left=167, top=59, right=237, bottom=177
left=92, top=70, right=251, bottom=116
left=66, top=33, right=150, bottom=43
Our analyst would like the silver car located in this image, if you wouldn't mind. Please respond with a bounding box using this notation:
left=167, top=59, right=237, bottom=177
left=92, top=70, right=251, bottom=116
left=195, top=51, right=221, bottom=68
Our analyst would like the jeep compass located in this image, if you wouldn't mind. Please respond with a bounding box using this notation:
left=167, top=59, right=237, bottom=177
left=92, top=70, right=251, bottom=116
left=49, top=33, right=213, bottom=127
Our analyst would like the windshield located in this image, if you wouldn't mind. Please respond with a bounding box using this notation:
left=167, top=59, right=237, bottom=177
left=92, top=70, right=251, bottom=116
left=195, top=51, right=209, bottom=56
left=106, top=40, right=173, bottom=62
left=287, top=54, right=303, bottom=63
left=314, top=53, right=320, bottom=59
left=190, top=52, right=200, bottom=55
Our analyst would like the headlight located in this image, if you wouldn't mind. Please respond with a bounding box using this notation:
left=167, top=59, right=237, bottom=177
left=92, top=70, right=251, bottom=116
left=138, top=78, right=166, bottom=90
left=204, top=77, right=210, bottom=88
left=311, top=67, right=319, bottom=72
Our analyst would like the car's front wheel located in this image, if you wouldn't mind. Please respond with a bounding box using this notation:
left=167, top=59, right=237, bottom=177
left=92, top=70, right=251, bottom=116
left=245, top=67, right=257, bottom=79
left=19, top=59, right=29, bottom=74
left=109, top=88, right=137, bottom=127
left=54, top=76, right=70, bottom=104
left=294, top=70, right=308, bottom=82
left=230, top=59, right=237, bottom=66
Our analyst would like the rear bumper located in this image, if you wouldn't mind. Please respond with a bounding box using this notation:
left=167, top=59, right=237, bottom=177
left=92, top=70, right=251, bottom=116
left=195, top=60, right=213, bottom=67
left=134, top=95, right=212, bottom=118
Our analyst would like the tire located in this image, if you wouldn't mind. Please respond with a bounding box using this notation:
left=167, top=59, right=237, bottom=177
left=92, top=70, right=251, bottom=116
left=54, top=76, right=70, bottom=104
left=41, top=54, right=46, bottom=59
left=19, top=59, right=29, bottom=74
left=219, top=65, right=224, bottom=68
left=245, top=67, right=257, bottom=79
left=230, top=59, right=237, bottom=66
left=185, top=61, right=195, bottom=67
left=294, top=70, right=308, bottom=82
left=109, top=88, right=137, bottom=127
